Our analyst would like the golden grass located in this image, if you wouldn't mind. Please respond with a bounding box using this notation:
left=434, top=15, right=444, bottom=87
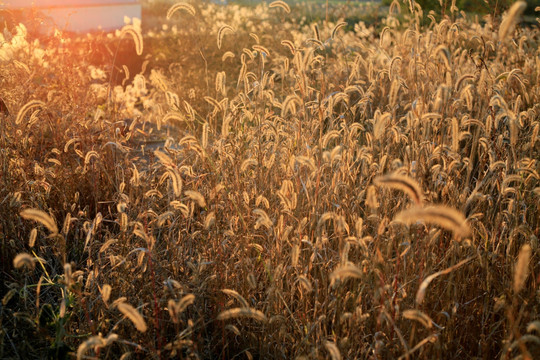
left=269, top=1, right=291, bottom=14
left=1, top=0, right=539, bottom=358
left=166, top=2, right=196, bottom=19
left=20, top=208, right=58, bottom=235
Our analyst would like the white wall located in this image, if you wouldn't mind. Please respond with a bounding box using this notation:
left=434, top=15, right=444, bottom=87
left=2, top=0, right=139, bottom=7
left=1, top=0, right=142, bottom=32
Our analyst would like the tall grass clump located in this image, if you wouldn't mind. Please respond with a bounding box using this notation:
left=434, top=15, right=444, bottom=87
left=1, top=0, right=539, bottom=358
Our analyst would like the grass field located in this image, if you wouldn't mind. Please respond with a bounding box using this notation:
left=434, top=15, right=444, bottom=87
left=1, top=1, right=539, bottom=359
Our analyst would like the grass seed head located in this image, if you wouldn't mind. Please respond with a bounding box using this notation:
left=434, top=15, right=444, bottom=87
left=117, top=302, right=147, bottom=333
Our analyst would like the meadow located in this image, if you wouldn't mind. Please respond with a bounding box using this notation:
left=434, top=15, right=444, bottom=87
left=0, top=0, right=539, bottom=358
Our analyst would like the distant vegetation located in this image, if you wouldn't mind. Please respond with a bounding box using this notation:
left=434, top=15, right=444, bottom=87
left=383, top=0, right=540, bottom=16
